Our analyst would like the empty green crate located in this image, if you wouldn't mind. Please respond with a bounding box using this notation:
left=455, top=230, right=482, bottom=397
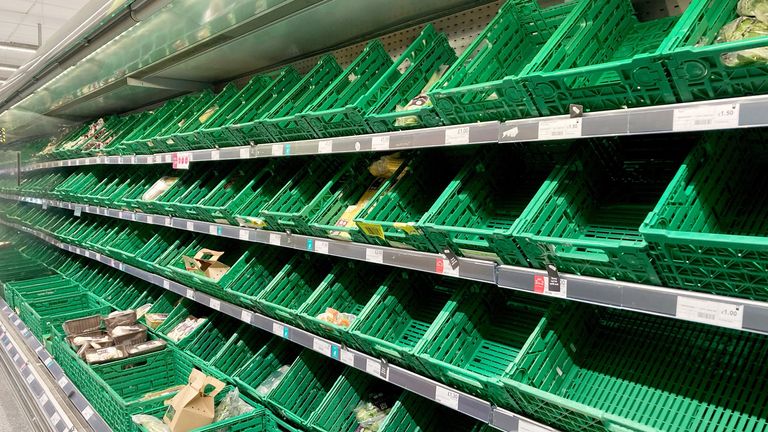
left=505, top=305, right=768, bottom=432
left=429, top=0, right=578, bottom=124
left=118, top=167, right=178, bottom=212
left=354, top=149, right=473, bottom=251
left=259, top=56, right=343, bottom=143
left=521, top=0, right=682, bottom=117
left=297, top=261, right=387, bottom=346
left=144, top=91, right=217, bottom=153
left=210, top=326, right=273, bottom=378
left=664, top=0, right=768, bottom=102
left=514, top=138, right=692, bottom=285
left=121, top=98, right=187, bottom=153
left=137, top=396, right=271, bottom=432
left=302, top=40, right=396, bottom=138
left=349, top=271, right=454, bottom=375
left=135, top=230, right=198, bottom=277
left=20, top=292, right=111, bottom=339
left=104, top=224, right=159, bottom=268
left=155, top=300, right=211, bottom=344
left=256, top=253, right=334, bottom=322
left=144, top=169, right=207, bottom=217
left=163, top=84, right=240, bottom=150
left=365, top=25, right=457, bottom=133
left=417, top=286, right=553, bottom=411
left=223, top=246, right=294, bottom=309
left=420, top=146, right=562, bottom=266
left=378, top=393, right=493, bottom=432
left=4, top=276, right=79, bottom=310
left=178, top=315, right=242, bottom=377
left=234, top=337, right=303, bottom=402
left=232, top=159, right=305, bottom=229
left=641, top=132, right=768, bottom=300
left=260, top=155, right=360, bottom=234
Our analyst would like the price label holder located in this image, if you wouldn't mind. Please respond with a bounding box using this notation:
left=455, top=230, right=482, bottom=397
left=365, top=248, right=384, bottom=264
left=313, top=338, right=331, bottom=356
left=318, top=140, right=333, bottom=153
left=269, top=233, right=281, bottom=246
left=673, top=103, right=740, bottom=132
left=172, top=152, right=191, bottom=169
left=538, top=118, right=582, bottom=140
left=371, top=136, right=390, bottom=151
left=435, top=386, right=460, bottom=410
left=241, top=309, right=253, bottom=323
left=676, top=296, right=743, bottom=329
left=445, top=127, right=470, bottom=145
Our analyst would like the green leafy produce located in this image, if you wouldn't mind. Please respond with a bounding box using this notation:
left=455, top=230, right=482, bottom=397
left=717, top=17, right=768, bottom=66
left=738, top=0, right=768, bottom=23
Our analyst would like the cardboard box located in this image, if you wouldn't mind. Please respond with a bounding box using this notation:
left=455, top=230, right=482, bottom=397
left=181, top=249, right=230, bottom=282
left=163, top=369, right=225, bottom=432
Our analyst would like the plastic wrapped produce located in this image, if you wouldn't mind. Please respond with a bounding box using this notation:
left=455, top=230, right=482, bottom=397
left=353, top=392, right=392, bottom=432
left=213, top=388, right=253, bottom=422
left=131, top=415, right=170, bottom=432
left=142, top=177, right=179, bottom=201
left=166, top=316, right=207, bottom=342
left=739, top=0, right=768, bottom=22
left=256, top=365, right=290, bottom=396
left=316, top=307, right=356, bottom=328
left=717, top=17, right=768, bottom=66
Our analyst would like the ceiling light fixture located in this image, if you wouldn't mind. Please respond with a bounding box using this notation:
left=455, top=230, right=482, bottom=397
left=0, top=42, right=39, bottom=54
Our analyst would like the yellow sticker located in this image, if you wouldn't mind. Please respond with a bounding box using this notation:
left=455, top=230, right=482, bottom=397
left=356, top=221, right=385, bottom=239
left=393, top=222, right=420, bottom=235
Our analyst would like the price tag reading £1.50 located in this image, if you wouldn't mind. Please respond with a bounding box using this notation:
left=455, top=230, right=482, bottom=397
left=673, top=103, right=740, bottom=132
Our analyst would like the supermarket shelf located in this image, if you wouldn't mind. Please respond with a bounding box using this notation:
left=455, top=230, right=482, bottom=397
left=0, top=219, right=557, bottom=432
left=0, top=299, right=111, bottom=432
left=2, top=193, right=766, bottom=338
left=13, top=93, right=765, bottom=173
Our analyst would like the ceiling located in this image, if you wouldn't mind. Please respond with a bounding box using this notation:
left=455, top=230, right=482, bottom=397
left=0, top=0, right=90, bottom=80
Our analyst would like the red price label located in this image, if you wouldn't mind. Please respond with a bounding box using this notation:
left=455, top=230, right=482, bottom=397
left=435, top=258, right=444, bottom=273
left=533, top=275, right=546, bottom=293
left=172, top=152, right=191, bottom=169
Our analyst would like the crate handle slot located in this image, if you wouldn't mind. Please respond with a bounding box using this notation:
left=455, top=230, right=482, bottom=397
left=373, top=344, right=402, bottom=359
left=445, top=370, right=483, bottom=389
left=121, top=359, right=149, bottom=370
left=552, top=248, right=610, bottom=263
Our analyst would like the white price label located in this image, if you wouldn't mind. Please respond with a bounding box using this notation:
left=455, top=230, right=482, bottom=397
left=211, top=150, right=220, bottom=161
left=57, top=377, right=68, bottom=388
left=271, top=144, right=284, bottom=156
left=445, top=127, right=470, bottom=145
left=162, top=280, right=170, bottom=289
left=365, top=359, right=382, bottom=377
left=164, top=218, right=172, bottom=227
left=435, top=386, right=460, bottom=410
left=673, top=103, right=740, bottom=132
left=25, top=374, right=34, bottom=384
left=82, top=406, right=94, bottom=420
left=313, top=338, right=331, bottom=355
left=436, top=259, right=460, bottom=277
left=241, top=310, right=253, bottom=323
left=209, top=299, right=221, bottom=310
left=164, top=154, right=173, bottom=163
left=119, top=211, right=125, bottom=219
left=154, top=155, right=163, bottom=164
left=186, top=221, right=194, bottom=231
left=371, top=136, right=390, bottom=151
left=12, top=353, right=19, bottom=362
left=38, top=394, right=48, bottom=406
left=269, top=233, right=281, bottom=246
left=676, top=296, right=743, bottom=329
left=518, top=419, right=553, bottom=432
left=173, top=152, right=191, bottom=169
left=340, top=350, right=355, bottom=366
left=146, top=216, right=154, bottom=224
left=239, top=229, right=250, bottom=240
left=272, top=323, right=285, bottom=337
left=51, top=413, right=61, bottom=426
left=314, top=240, right=329, bottom=255
left=118, top=263, right=124, bottom=271
left=209, top=225, right=219, bottom=235
left=74, top=207, right=82, bottom=217
left=239, top=148, right=250, bottom=158
left=186, top=289, right=195, bottom=300
left=365, top=248, right=383, bottom=264
left=318, top=140, right=333, bottom=153
left=538, top=118, right=582, bottom=139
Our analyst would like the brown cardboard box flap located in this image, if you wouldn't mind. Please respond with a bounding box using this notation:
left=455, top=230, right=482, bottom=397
left=163, top=369, right=226, bottom=432
left=181, top=249, right=230, bottom=282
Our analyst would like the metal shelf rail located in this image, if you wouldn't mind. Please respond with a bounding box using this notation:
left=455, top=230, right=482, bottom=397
left=8, top=94, right=763, bottom=174
left=0, top=299, right=111, bottom=432
left=0, top=218, right=557, bottom=432
left=1, top=193, right=763, bottom=338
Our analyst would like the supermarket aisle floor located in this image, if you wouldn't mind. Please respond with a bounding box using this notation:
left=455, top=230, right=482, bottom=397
left=0, top=359, right=37, bottom=431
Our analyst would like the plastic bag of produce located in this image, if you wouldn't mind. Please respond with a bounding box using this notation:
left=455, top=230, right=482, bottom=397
left=717, top=17, right=768, bottom=66
left=353, top=392, right=392, bottom=432
left=131, top=414, right=171, bottom=432
left=213, top=388, right=253, bottom=422
left=738, top=0, right=768, bottom=23
left=256, top=365, right=290, bottom=396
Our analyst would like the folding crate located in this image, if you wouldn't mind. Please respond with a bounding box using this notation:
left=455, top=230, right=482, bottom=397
left=162, top=84, right=241, bottom=150
left=349, top=271, right=455, bottom=375
left=416, top=286, right=554, bottom=410
left=302, top=40, right=396, bottom=138
left=354, top=148, right=474, bottom=251
left=177, top=315, right=242, bottom=378
left=231, top=158, right=305, bottom=230
left=143, top=90, right=217, bottom=153
left=308, top=368, right=402, bottom=432
left=259, top=56, right=343, bottom=143
left=223, top=245, right=294, bottom=309
left=514, top=137, right=692, bottom=285
left=260, top=155, right=361, bottom=234
left=233, top=337, right=303, bottom=402
left=297, top=261, right=388, bottom=347
left=137, top=397, right=271, bottom=432
left=4, top=276, right=80, bottom=311
left=420, top=145, right=563, bottom=266
left=155, top=300, right=211, bottom=345
left=364, top=25, right=457, bottom=133
left=505, top=305, right=768, bottom=432
left=134, top=230, right=199, bottom=277
left=256, top=253, right=334, bottom=323
left=378, top=393, right=494, bottom=431
left=209, top=326, right=273, bottom=378
left=641, top=132, right=768, bottom=300
left=663, top=0, right=768, bottom=102
left=266, top=350, right=345, bottom=428
left=120, top=97, right=186, bottom=154
left=104, top=224, right=160, bottom=268
left=20, top=292, right=111, bottom=339
left=429, top=0, right=579, bottom=124
left=522, top=0, right=685, bottom=116
left=222, top=67, right=302, bottom=147
left=196, top=73, right=275, bottom=148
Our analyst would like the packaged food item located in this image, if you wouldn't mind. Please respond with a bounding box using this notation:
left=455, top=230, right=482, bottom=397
left=127, top=339, right=167, bottom=356
left=394, top=65, right=448, bottom=127
left=256, top=365, right=290, bottom=396
left=316, top=308, right=356, bottom=328
left=85, top=346, right=129, bottom=364
left=141, top=385, right=186, bottom=401
left=181, top=249, right=230, bottom=281
left=166, top=317, right=207, bottom=342
left=105, top=310, right=137, bottom=330
left=62, top=315, right=102, bottom=336
left=367, top=153, right=405, bottom=179
left=136, top=303, right=153, bottom=320
left=739, top=0, right=768, bottom=23
left=198, top=106, right=219, bottom=124
left=71, top=334, right=112, bottom=347
left=213, top=388, right=253, bottom=422
left=132, top=414, right=171, bottom=432
left=142, top=177, right=179, bottom=202
left=145, top=313, right=169, bottom=330
left=109, top=324, right=148, bottom=346
left=354, top=392, right=393, bottom=432
left=164, top=369, right=225, bottom=432
left=717, top=16, right=768, bottom=66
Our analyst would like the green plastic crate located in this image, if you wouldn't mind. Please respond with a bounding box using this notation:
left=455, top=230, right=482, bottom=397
left=233, top=337, right=303, bottom=402
left=143, top=169, right=207, bottom=217
left=4, top=276, right=79, bottom=310
left=121, top=97, right=188, bottom=154
left=266, top=350, right=344, bottom=428
left=365, top=25, right=457, bottom=133
left=641, top=132, right=768, bottom=300
left=104, top=224, right=159, bottom=268
left=134, top=230, right=198, bottom=277
left=100, top=112, right=152, bottom=156
left=137, top=397, right=272, bottom=432
left=505, top=305, right=768, bottom=432
left=231, top=158, right=305, bottom=230
left=260, top=155, right=361, bottom=234
left=155, top=300, right=211, bottom=345
left=663, top=0, right=768, bottom=102
left=143, top=90, right=217, bottom=153
left=223, top=67, right=303, bottom=147
left=514, top=138, right=691, bottom=285
left=308, top=368, right=401, bottom=432
left=354, top=149, right=473, bottom=251
left=417, top=286, right=553, bottom=411
left=163, top=84, right=241, bottom=150
left=117, top=167, right=178, bottom=212
left=297, top=261, right=387, bottom=346
left=302, top=40, right=396, bottom=138
left=420, top=146, right=562, bottom=266
left=138, top=290, right=181, bottom=330
left=209, top=326, right=273, bottom=378
left=256, top=253, right=334, bottom=323
left=521, top=0, right=681, bottom=117
left=223, top=245, right=294, bottom=309
left=178, top=315, right=242, bottom=378
left=378, top=392, right=493, bottom=431
left=429, top=0, right=578, bottom=124
left=259, top=56, right=343, bottom=143
left=21, top=292, right=111, bottom=339
left=349, top=271, right=454, bottom=375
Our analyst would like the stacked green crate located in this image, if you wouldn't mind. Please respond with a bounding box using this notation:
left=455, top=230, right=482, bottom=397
left=222, top=67, right=302, bottom=147
left=258, top=57, right=342, bottom=143
left=224, top=245, right=294, bottom=309
left=210, top=326, right=272, bottom=378
left=98, top=112, right=151, bottom=155
left=83, top=220, right=131, bottom=254
left=142, top=90, right=217, bottom=153
left=417, top=286, right=554, bottom=410
left=120, top=97, right=187, bottom=154
left=514, top=137, right=692, bottom=285
left=20, top=292, right=111, bottom=339
left=177, top=314, right=242, bottom=377
left=355, top=148, right=474, bottom=251
left=302, top=40, right=397, bottom=138
left=641, top=131, right=768, bottom=300
left=365, top=25, right=457, bottom=133
left=4, top=275, right=80, bottom=310
left=162, top=84, right=240, bottom=150
left=429, top=0, right=579, bottom=124
left=234, top=338, right=303, bottom=402
left=113, top=166, right=173, bottom=210
left=132, top=230, right=198, bottom=276
left=86, top=169, right=143, bottom=207
left=260, top=155, right=361, bottom=234
left=379, top=393, right=494, bottom=431
left=122, top=169, right=185, bottom=214
left=52, top=166, right=109, bottom=203
left=151, top=162, right=236, bottom=217
left=231, top=158, right=304, bottom=229
left=104, top=223, right=159, bottom=267
left=420, top=145, right=564, bottom=265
